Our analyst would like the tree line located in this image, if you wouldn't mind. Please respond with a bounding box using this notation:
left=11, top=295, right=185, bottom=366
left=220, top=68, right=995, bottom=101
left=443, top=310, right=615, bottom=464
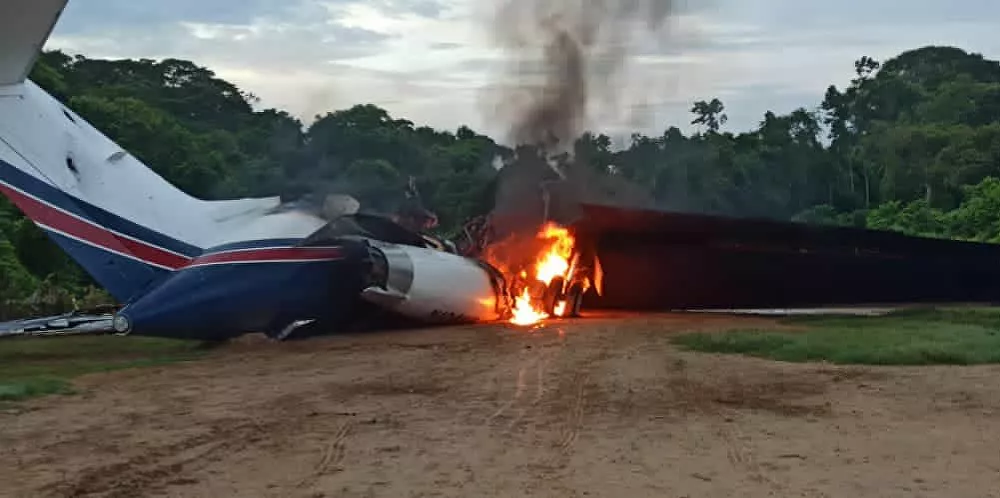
left=2, top=45, right=1000, bottom=313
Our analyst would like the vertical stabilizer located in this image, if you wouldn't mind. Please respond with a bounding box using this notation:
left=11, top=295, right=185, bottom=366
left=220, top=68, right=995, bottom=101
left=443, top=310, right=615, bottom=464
left=0, top=0, right=323, bottom=304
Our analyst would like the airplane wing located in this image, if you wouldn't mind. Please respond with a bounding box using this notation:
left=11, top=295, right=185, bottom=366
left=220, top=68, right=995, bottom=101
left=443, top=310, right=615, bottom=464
left=0, top=0, right=67, bottom=86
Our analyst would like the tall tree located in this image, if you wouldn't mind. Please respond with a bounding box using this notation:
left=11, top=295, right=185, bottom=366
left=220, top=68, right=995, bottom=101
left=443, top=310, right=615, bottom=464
left=690, top=98, right=728, bottom=133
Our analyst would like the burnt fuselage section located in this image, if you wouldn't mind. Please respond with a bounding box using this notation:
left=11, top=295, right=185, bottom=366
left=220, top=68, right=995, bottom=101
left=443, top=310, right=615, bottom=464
left=113, top=212, right=508, bottom=341
left=573, top=204, right=1000, bottom=311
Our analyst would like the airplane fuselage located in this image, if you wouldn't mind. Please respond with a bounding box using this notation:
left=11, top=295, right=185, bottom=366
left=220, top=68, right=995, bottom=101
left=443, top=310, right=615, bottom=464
left=0, top=0, right=513, bottom=339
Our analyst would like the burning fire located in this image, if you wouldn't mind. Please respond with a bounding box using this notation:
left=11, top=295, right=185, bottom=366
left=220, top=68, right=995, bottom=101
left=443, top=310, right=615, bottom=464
left=509, top=288, right=549, bottom=326
left=508, top=223, right=576, bottom=326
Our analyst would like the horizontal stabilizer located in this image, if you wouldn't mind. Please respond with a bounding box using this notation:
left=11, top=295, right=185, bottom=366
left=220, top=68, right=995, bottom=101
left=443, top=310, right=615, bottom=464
left=0, top=0, right=68, bottom=86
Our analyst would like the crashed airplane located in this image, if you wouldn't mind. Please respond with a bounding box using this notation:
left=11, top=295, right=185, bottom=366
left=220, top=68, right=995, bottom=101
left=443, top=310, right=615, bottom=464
left=8, top=1, right=1000, bottom=342
left=0, top=0, right=597, bottom=340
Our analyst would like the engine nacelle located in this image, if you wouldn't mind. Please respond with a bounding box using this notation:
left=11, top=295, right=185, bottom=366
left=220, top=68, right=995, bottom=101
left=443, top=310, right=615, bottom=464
left=360, top=242, right=506, bottom=324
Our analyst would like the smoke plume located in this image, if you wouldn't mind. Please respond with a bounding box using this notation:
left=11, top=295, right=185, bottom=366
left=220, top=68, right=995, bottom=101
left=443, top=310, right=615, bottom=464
left=487, top=0, right=682, bottom=155
left=479, top=0, right=685, bottom=248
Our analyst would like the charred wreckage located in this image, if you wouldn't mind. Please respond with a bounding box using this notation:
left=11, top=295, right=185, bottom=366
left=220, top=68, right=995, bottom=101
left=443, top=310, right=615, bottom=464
left=0, top=0, right=597, bottom=341
left=0, top=185, right=599, bottom=341
left=5, top=0, right=1000, bottom=341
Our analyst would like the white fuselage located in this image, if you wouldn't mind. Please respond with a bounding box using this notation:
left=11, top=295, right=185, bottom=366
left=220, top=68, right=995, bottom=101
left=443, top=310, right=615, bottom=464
left=0, top=0, right=513, bottom=330
left=361, top=243, right=504, bottom=324
left=0, top=80, right=326, bottom=251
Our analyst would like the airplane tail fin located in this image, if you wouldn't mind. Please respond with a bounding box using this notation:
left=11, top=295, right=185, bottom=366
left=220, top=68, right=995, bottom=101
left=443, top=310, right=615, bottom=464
left=0, top=0, right=277, bottom=303
left=0, top=0, right=174, bottom=302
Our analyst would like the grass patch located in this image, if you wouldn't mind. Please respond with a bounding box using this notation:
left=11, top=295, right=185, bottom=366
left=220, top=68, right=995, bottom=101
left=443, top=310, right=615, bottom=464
left=671, top=307, right=1000, bottom=365
left=0, top=335, right=213, bottom=401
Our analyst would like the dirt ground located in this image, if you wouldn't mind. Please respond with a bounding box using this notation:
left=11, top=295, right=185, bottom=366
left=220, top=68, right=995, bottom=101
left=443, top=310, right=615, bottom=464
left=2, top=313, right=1000, bottom=498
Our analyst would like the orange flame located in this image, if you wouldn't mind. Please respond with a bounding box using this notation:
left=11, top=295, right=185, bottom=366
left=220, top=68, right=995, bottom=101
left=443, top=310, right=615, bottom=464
left=508, top=223, right=576, bottom=326
left=509, top=288, right=549, bottom=326
left=554, top=301, right=567, bottom=317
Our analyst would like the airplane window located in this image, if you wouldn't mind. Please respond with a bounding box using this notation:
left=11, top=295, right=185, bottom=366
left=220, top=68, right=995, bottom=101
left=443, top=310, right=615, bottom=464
left=66, top=157, right=77, bottom=173
left=62, top=110, right=76, bottom=124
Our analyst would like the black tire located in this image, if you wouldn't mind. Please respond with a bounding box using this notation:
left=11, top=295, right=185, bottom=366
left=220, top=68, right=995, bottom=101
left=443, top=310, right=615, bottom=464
left=566, top=282, right=585, bottom=317
left=542, top=276, right=566, bottom=316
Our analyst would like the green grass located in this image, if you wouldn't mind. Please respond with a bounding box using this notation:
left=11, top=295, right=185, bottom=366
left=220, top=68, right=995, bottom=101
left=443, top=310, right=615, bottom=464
left=0, top=335, right=213, bottom=402
left=671, top=307, right=1000, bottom=365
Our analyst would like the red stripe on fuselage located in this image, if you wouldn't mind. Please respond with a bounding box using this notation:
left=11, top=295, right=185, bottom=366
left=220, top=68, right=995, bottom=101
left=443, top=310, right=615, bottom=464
left=0, top=181, right=192, bottom=269
left=0, top=180, right=345, bottom=270
left=186, top=247, right=344, bottom=267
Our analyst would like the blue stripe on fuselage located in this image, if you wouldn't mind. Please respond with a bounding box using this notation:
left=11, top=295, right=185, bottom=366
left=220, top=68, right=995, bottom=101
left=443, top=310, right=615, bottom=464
left=0, top=159, right=202, bottom=257
left=43, top=230, right=170, bottom=301
left=1, top=158, right=352, bottom=318
left=202, top=238, right=311, bottom=254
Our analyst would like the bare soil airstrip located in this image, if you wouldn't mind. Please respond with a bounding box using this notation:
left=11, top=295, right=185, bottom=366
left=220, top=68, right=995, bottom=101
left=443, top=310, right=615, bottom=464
left=2, top=313, right=999, bottom=498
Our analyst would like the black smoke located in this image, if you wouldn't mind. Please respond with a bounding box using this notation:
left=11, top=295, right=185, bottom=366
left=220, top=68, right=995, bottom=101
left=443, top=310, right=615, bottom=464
left=482, top=0, right=682, bottom=239
left=487, top=0, right=681, bottom=156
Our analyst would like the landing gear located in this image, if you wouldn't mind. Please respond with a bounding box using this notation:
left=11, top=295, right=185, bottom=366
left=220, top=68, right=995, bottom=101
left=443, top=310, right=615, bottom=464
left=541, top=276, right=585, bottom=319
left=565, top=282, right=585, bottom=318
left=541, top=276, right=566, bottom=316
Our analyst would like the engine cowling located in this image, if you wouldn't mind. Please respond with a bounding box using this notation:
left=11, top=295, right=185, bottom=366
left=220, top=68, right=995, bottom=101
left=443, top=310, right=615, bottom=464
left=360, top=242, right=506, bottom=324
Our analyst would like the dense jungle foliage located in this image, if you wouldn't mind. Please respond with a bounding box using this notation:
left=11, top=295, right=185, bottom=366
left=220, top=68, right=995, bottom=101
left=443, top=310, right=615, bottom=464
left=3, top=45, right=1000, bottom=313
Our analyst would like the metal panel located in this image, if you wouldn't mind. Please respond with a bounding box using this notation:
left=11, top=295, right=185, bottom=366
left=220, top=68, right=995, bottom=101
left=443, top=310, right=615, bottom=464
left=574, top=204, right=1000, bottom=310
left=0, top=0, right=67, bottom=86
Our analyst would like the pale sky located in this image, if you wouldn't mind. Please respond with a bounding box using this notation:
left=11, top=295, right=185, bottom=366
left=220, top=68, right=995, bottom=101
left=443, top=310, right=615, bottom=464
left=47, top=0, right=1000, bottom=143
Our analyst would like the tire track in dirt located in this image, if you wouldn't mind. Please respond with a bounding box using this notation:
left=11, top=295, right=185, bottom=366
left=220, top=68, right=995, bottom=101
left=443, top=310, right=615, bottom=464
left=46, top=418, right=268, bottom=498
left=485, top=347, right=557, bottom=435
left=486, top=356, right=539, bottom=426
left=39, top=390, right=331, bottom=498
left=549, top=371, right=587, bottom=466
left=701, top=369, right=843, bottom=493
left=12, top=316, right=1000, bottom=498
left=296, top=421, right=353, bottom=491
left=536, top=335, right=601, bottom=472
left=506, top=353, right=552, bottom=433
left=319, top=422, right=352, bottom=473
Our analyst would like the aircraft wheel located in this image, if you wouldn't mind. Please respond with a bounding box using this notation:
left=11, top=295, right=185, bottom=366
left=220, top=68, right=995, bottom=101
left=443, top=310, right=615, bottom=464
left=542, top=276, right=566, bottom=316
left=566, top=282, right=585, bottom=318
